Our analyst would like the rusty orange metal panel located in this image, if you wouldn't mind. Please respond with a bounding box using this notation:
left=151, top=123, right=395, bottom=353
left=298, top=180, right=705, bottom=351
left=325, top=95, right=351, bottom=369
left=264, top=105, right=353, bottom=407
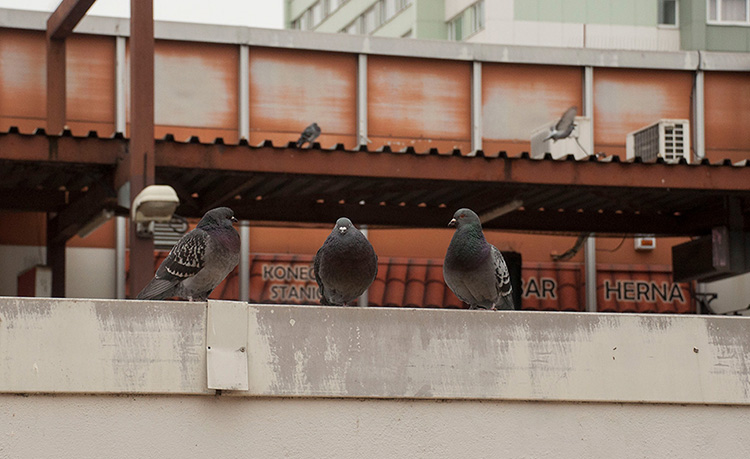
left=249, top=47, right=357, bottom=148
left=65, top=34, right=115, bottom=135
left=705, top=71, right=750, bottom=163
left=482, top=63, right=582, bottom=156
left=594, top=68, right=693, bottom=154
left=152, top=40, right=239, bottom=142
left=0, top=211, right=46, bottom=246
left=368, top=55, right=471, bottom=153
left=0, top=29, right=47, bottom=129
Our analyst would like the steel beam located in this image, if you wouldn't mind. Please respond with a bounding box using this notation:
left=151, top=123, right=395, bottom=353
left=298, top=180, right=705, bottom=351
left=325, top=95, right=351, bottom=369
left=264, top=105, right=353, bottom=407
left=127, top=0, right=156, bottom=297
left=46, top=37, right=66, bottom=135
left=46, top=0, right=97, bottom=40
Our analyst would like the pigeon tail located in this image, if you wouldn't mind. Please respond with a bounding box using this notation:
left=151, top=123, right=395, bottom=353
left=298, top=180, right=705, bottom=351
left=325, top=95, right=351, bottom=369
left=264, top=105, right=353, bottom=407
left=137, top=278, right=179, bottom=300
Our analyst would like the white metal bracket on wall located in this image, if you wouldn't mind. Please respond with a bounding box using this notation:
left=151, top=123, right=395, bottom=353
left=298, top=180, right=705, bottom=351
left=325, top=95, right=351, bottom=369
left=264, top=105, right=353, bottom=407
left=206, top=300, right=249, bottom=390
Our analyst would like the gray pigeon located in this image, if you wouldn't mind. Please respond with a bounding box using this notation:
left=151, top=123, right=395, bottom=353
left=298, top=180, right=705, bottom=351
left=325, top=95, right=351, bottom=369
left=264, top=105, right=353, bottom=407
left=296, top=122, right=321, bottom=148
left=313, top=217, right=378, bottom=306
left=443, top=208, right=515, bottom=310
left=137, top=207, right=240, bottom=301
left=543, top=106, right=577, bottom=142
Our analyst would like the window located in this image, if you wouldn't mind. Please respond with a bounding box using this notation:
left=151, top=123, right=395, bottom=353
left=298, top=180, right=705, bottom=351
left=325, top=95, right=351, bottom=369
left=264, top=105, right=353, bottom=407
left=658, top=0, right=678, bottom=26
left=447, top=1, right=484, bottom=41
left=708, top=0, right=750, bottom=23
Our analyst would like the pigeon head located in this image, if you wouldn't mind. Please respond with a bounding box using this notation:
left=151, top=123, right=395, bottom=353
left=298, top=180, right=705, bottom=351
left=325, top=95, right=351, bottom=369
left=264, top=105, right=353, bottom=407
left=198, top=207, right=238, bottom=229
left=335, top=217, right=353, bottom=235
left=449, top=208, right=481, bottom=230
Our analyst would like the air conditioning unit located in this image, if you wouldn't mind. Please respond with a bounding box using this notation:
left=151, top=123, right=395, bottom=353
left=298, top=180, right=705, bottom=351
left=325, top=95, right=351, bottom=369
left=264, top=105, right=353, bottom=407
left=626, top=119, right=690, bottom=164
left=138, top=217, right=190, bottom=250
left=530, top=116, right=592, bottom=160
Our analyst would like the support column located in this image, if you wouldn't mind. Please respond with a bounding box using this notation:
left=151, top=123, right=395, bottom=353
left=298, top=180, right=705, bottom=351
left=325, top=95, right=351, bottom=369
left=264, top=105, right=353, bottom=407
left=357, top=54, right=368, bottom=147
left=358, top=225, right=369, bottom=307
left=47, top=218, right=66, bottom=298
left=46, top=38, right=66, bottom=135
left=115, top=35, right=128, bottom=299
left=583, top=66, right=594, bottom=152
left=471, top=61, right=482, bottom=154
left=239, top=220, right=250, bottom=302
left=584, top=234, right=597, bottom=312
left=693, top=69, right=705, bottom=160
left=127, top=0, right=156, bottom=297
left=239, top=45, right=250, bottom=141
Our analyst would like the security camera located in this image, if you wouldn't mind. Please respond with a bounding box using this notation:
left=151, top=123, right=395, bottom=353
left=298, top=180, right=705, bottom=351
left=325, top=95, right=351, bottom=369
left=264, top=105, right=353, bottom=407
left=131, top=185, right=180, bottom=224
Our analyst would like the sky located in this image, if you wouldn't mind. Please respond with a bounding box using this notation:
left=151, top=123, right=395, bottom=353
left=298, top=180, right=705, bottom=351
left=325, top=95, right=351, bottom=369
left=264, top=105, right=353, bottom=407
left=0, top=0, right=284, bottom=29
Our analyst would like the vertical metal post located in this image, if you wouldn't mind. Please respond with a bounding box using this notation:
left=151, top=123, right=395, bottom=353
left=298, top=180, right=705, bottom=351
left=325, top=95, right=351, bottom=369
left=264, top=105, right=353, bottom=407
left=239, top=220, right=250, bottom=302
left=239, top=44, right=250, bottom=141
left=358, top=225, right=369, bottom=307
left=46, top=37, right=66, bottom=134
left=584, top=234, right=597, bottom=312
left=583, top=66, right=594, bottom=150
left=115, top=35, right=128, bottom=299
left=693, top=69, right=705, bottom=160
left=471, top=61, right=482, bottom=154
left=127, top=0, right=156, bottom=297
left=357, top=54, right=368, bottom=146
left=47, top=223, right=66, bottom=298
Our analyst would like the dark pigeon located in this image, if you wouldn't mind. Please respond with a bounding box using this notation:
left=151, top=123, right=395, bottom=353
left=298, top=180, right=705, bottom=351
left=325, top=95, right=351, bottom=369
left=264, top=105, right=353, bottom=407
left=296, top=122, right=321, bottom=148
left=543, top=106, right=577, bottom=142
left=137, top=207, right=240, bottom=301
left=313, top=217, right=378, bottom=306
left=443, top=208, right=515, bottom=310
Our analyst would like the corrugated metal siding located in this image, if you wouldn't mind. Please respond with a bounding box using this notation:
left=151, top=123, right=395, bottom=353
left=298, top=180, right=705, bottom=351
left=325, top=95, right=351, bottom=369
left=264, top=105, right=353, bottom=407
left=482, top=63, right=582, bottom=156
left=368, top=55, right=471, bottom=153
left=248, top=47, right=357, bottom=148
left=0, top=29, right=46, bottom=132
left=152, top=40, right=239, bottom=143
left=705, top=71, right=750, bottom=164
left=594, top=68, right=693, bottom=156
left=66, top=34, right=115, bottom=136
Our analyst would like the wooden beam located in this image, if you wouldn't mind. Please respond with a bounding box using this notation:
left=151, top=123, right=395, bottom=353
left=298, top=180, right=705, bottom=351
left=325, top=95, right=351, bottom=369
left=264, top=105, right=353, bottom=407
left=127, top=0, right=156, bottom=298
left=46, top=0, right=97, bottom=40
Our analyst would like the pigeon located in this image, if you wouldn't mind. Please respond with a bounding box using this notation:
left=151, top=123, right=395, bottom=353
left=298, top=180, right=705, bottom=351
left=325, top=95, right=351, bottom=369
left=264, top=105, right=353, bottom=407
left=443, top=208, right=515, bottom=310
left=313, top=217, right=378, bottom=306
left=296, top=122, right=321, bottom=148
left=543, top=106, right=577, bottom=142
left=137, top=207, right=240, bottom=301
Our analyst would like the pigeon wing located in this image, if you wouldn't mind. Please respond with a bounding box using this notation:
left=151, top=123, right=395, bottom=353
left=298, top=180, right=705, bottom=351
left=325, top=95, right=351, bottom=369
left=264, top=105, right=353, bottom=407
left=491, top=246, right=515, bottom=310
left=137, top=229, right=208, bottom=300
left=313, top=244, right=332, bottom=305
left=555, top=106, right=577, bottom=132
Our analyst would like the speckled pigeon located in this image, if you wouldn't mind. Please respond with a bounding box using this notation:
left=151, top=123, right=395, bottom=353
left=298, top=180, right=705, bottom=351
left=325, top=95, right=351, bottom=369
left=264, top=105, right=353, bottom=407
left=313, top=217, right=378, bottom=306
left=443, top=208, right=515, bottom=310
left=543, top=106, right=577, bottom=142
left=296, top=122, right=321, bottom=148
left=137, top=207, right=240, bottom=301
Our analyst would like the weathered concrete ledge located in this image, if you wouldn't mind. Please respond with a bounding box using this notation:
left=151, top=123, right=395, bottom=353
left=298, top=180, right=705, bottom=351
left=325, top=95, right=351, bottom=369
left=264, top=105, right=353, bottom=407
left=1, top=297, right=749, bottom=404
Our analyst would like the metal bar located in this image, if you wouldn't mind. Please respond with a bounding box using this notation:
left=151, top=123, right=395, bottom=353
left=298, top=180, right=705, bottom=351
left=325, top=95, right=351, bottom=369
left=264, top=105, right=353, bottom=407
left=46, top=0, right=97, bottom=39
left=115, top=216, right=127, bottom=299
left=584, top=234, right=596, bottom=312
left=46, top=37, right=66, bottom=135
left=583, top=66, right=594, bottom=151
left=127, top=0, right=156, bottom=297
left=47, top=216, right=66, bottom=297
left=239, top=45, right=250, bottom=140
left=471, top=61, right=482, bottom=154
left=357, top=54, right=368, bottom=146
left=479, top=199, right=522, bottom=224
left=693, top=69, right=705, bottom=160
left=239, top=220, right=250, bottom=303
left=115, top=36, right=127, bottom=134
left=358, top=224, right=369, bottom=307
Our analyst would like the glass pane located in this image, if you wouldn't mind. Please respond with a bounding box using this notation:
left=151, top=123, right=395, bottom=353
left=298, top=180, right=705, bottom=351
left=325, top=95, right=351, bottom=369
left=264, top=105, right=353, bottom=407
left=722, top=0, right=748, bottom=21
left=659, top=0, right=677, bottom=25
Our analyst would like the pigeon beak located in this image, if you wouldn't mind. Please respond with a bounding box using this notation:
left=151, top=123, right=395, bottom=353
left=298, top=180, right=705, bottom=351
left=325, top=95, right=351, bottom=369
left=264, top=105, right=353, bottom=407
left=448, top=218, right=457, bottom=227
left=338, top=226, right=347, bottom=234
left=231, top=216, right=239, bottom=223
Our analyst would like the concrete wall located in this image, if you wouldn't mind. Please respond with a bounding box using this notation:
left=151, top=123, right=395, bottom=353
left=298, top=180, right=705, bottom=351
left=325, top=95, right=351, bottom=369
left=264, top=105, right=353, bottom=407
left=2, top=395, right=750, bottom=458
left=2, top=297, right=750, bottom=458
